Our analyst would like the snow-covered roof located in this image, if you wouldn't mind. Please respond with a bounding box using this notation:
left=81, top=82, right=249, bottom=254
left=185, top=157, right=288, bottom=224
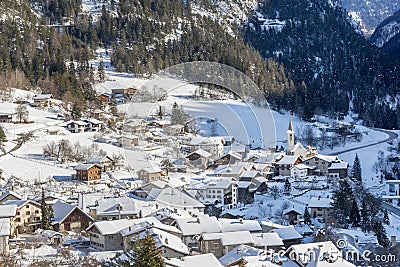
left=201, top=231, right=253, bottom=246
left=235, top=181, right=253, bottom=188
left=73, top=163, right=101, bottom=171
left=219, top=244, right=262, bottom=266
left=214, top=164, right=244, bottom=176
left=3, top=199, right=40, bottom=209
left=84, top=118, right=103, bottom=125
left=150, top=228, right=189, bottom=255
left=166, top=253, right=222, bottom=267
left=292, top=163, right=316, bottom=170
left=273, top=225, right=303, bottom=240
left=52, top=200, right=92, bottom=224
left=260, top=221, right=285, bottom=229
left=328, top=162, right=349, bottom=170
left=314, top=154, right=339, bottom=163
left=91, top=197, right=137, bottom=217
left=251, top=232, right=284, bottom=247
left=187, top=149, right=212, bottom=158
left=218, top=218, right=262, bottom=232
left=175, top=215, right=221, bottom=236
left=88, top=219, right=133, bottom=235
left=0, top=191, right=23, bottom=202
left=150, top=187, right=205, bottom=209
left=0, top=218, right=10, bottom=236
left=87, top=155, right=112, bottom=164
left=216, top=151, right=242, bottom=161
left=129, top=217, right=181, bottom=234
left=67, top=120, right=88, bottom=126
left=138, top=167, right=163, bottom=174
left=294, top=223, right=314, bottom=236
left=188, top=136, right=225, bottom=146
left=33, top=94, right=53, bottom=100
left=0, top=204, right=17, bottom=218
left=207, top=179, right=232, bottom=190
left=276, top=155, right=299, bottom=165
left=308, top=197, right=332, bottom=208
left=291, top=142, right=305, bottom=153
left=240, top=171, right=260, bottom=179
left=283, top=206, right=303, bottom=215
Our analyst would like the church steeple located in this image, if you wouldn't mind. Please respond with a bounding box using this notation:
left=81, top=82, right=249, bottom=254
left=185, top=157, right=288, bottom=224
left=287, top=120, right=295, bottom=153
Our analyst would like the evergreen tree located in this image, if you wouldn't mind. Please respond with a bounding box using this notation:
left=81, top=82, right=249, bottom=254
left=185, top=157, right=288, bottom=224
left=351, top=153, right=362, bottom=182
left=332, top=179, right=354, bottom=227
left=116, top=230, right=165, bottom=267
left=284, top=178, right=291, bottom=195
left=361, top=200, right=369, bottom=232
left=304, top=205, right=311, bottom=225
left=0, top=127, right=6, bottom=145
left=349, top=198, right=360, bottom=227
left=373, top=220, right=390, bottom=248
left=41, top=188, right=52, bottom=230
left=171, top=103, right=189, bottom=125
left=97, top=60, right=106, bottom=82
left=383, top=209, right=390, bottom=225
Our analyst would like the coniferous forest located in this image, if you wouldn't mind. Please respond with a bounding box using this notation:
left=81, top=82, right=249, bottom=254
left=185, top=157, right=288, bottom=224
left=1, top=0, right=400, bottom=128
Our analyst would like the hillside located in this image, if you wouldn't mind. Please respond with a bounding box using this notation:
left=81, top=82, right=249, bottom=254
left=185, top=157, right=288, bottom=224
left=370, top=10, right=400, bottom=58
left=342, top=0, right=400, bottom=36
left=0, top=0, right=400, bottom=129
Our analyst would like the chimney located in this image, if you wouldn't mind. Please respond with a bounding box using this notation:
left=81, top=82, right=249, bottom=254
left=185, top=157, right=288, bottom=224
left=391, top=236, right=397, bottom=247
left=165, top=238, right=168, bottom=244
left=197, top=217, right=200, bottom=223
left=239, top=218, right=243, bottom=224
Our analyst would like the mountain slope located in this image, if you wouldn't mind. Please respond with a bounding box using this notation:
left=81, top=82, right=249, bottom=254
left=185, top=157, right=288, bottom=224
left=370, top=10, right=400, bottom=58
left=342, top=0, right=400, bottom=36
left=244, top=0, right=400, bottom=128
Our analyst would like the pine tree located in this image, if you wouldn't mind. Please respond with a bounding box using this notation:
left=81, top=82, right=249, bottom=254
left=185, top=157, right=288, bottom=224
left=373, top=220, right=390, bottom=248
left=383, top=209, right=390, bottom=225
left=157, top=106, right=164, bottom=119
left=116, top=231, right=165, bottom=267
left=284, top=178, right=291, bottom=195
left=304, top=205, right=311, bottom=225
left=97, top=60, right=106, bottom=82
left=351, top=153, right=362, bottom=182
left=332, top=179, right=354, bottom=227
left=361, top=200, right=369, bottom=232
left=0, top=127, right=6, bottom=144
left=41, top=188, right=51, bottom=230
left=349, top=198, right=360, bottom=227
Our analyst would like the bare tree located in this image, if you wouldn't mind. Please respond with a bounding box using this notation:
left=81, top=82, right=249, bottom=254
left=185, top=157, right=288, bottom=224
left=270, top=185, right=281, bottom=200
left=15, top=101, right=29, bottom=123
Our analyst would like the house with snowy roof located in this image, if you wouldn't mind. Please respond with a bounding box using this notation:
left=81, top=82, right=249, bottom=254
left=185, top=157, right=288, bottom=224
left=251, top=232, right=284, bottom=251
left=173, top=215, right=222, bottom=252
left=3, top=199, right=41, bottom=235
left=51, top=200, right=94, bottom=232
left=275, top=155, right=302, bottom=176
left=32, top=94, right=53, bottom=108
left=87, top=197, right=138, bottom=221
left=73, top=164, right=102, bottom=184
left=84, top=118, right=104, bottom=132
left=214, top=151, right=243, bottom=166
left=214, top=164, right=246, bottom=178
left=308, top=196, right=333, bottom=223
left=0, top=112, right=12, bottom=123
left=186, top=149, right=212, bottom=168
left=290, top=164, right=316, bottom=180
left=147, top=187, right=205, bottom=213
left=272, top=225, right=303, bottom=247
left=87, top=219, right=133, bottom=251
left=328, top=161, right=349, bottom=178
left=0, top=191, right=23, bottom=204
left=66, top=120, right=88, bottom=133
left=218, top=218, right=262, bottom=233
left=218, top=244, right=262, bottom=267
left=137, top=167, right=165, bottom=183
left=283, top=206, right=303, bottom=225
left=199, top=231, right=254, bottom=258
left=186, top=178, right=233, bottom=206
left=87, top=155, right=114, bottom=171
left=302, top=155, right=341, bottom=176
left=117, top=134, right=139, bottom=147
left=124, top=227, right=189, bottom=258
left=188, top=136, right=225, bottom=157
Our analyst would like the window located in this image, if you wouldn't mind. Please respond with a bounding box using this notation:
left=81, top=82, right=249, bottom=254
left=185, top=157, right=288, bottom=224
left=26, top=205, right=30, bottom=208
left=214, top=242, right=219, bottom=248
left=389, top=184, right=395, bottom=193
left=26, top=211, right=30, bottom=216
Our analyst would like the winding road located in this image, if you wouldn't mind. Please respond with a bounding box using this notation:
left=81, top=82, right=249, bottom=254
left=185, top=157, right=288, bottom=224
left=327, top=128, right=398, bottom=156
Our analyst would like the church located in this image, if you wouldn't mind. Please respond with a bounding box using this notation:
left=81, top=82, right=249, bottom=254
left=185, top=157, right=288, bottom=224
left=286, top=120, right=318, bottom=159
